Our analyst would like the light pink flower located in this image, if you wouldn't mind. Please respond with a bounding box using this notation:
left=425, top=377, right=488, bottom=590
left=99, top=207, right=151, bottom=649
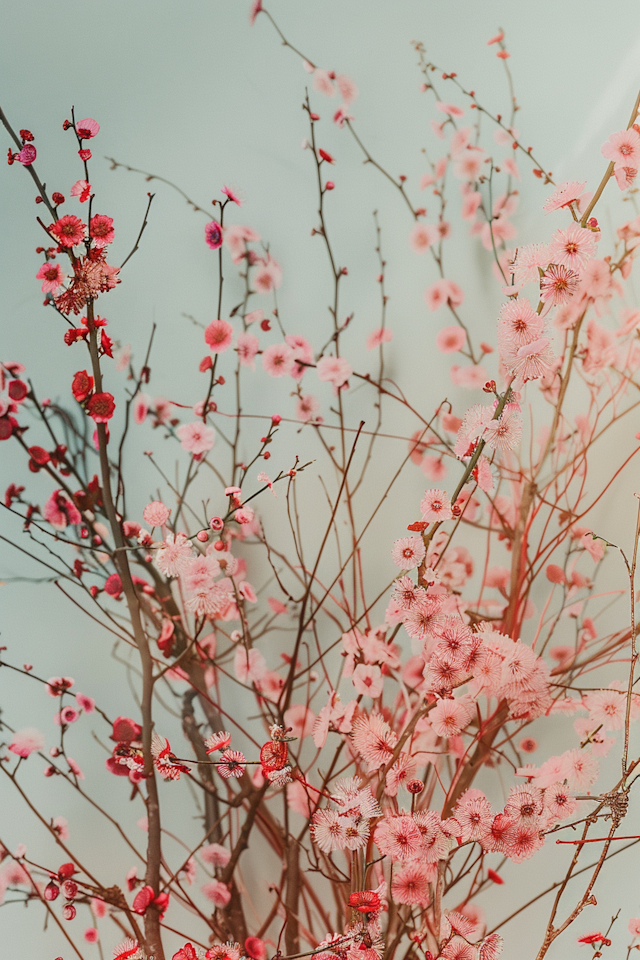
left=262, top=343, right=293, bottom=377
left=436, top=326, right=467, bottom=353
left=513, top=243, right=550, bottom=284
left=601, top=128, right=640, bottom=168
left=549, top=225, right=597, bottom=273
left=316, top=355, right=352, bottom=388
left=254, top=257, right=282, bottom=293
left=436, top=100, right=464, bottom=118
left=156, top=533, right=193, bottom=577
left=430, top=698, right=474, bottom=738
left=283, top=704, right=316, bottom=740
left=143, top=501, right=171, bottom=527
left=205, top=319, right=234, bottom=353
left=9, top=728, right=45, bottom=758
left=409, top=222, right=439, bottom=253
left=222, top=185, right=243, bottom=205
left=352, top=664, right=384, bottom=698
left=391, top=536, right=426, bottom=569
left=202, top=880, right=231, bottom=907
left=374, top=815, right=423, bottom=861
left=366, top=328, right=393, bottom=350
left=498, top=298, right=544, bottom=346
left=337, top=74, right=358, bottom=104
left=313, top=69, right=335, bottom=97
left=234, top=646, right=267, bottom=684
left=296, top=393, right=320, bottom=422
left=177, top=421, right=216, bottom=455
left=351, top=713, right=398, bottom=770
left=543, top=181, right=586, bottom=214
left=483, top=409, right=523, bottom=452
left=420, top=488, right=453, bottom=522
left=614, top=165, right=637, bottom=190
left=235, top=332, right=259, bottom=369
left=425, top=279, right=464, bottom=311
left=454, top=148, right=487, bottom=181
left=391, top=863, right=432, bottom=905
left=201, top=843, right=231, bottom=867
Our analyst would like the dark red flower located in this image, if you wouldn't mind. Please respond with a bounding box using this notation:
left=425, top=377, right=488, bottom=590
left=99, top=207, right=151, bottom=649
left=87, top=392, right=115, bottom=423
left=71, top=370, right=94, bottom=403
left=8, top=379, right=28, bottom=402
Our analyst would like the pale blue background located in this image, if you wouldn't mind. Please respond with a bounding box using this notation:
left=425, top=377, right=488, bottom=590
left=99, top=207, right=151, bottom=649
left=3, top=1, right=640, bottom=957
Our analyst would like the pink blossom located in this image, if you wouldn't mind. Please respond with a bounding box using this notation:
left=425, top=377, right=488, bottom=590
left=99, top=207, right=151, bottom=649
left=262, top=343, right=293, bottom=377
left=366, top=328, right=393, bottom=350
left=43, top=490, right=82, bottom=529
left=76, top=118, right=100, bottom=139
left=254, top=257, right=282, bottom=293
left=236, top=332, right=260, bottom=368
left=9, top=728, right=45, bottom=758
left=629, top=919, right=640, bottom=937
left=513, top=243, right=550, bottom=284
left=205, top=220, right=223, bottom=249
left=601, top=127, right=640, bottom=168
left=70, top=179, right=92, bottom=202
left=453, top=148, right=487, bottom=181
left=201, top=843, right=231, bottom=867
left=436, top=326, right=467, bottom=353
left=352, top=664, right=384, bottom=698
left=543, top=181, right=586, bottom=214
left=483, top=409, right=523, bottom=452
left=391, top=536, right=426, bottom=569
left=36, top=261, right=65, bottom=293
left=76, top=692, right=95, bottom=713
left=316, top=355, right=352, bottom=388
left=202, top=880, right=231, bottom=907
left=409, top=222, right=439, bottom=253
left=155, top=533, right=193, bottom=577
left=295, top=393, right=320, bottom=422
left=313, top=69, right=335, bottom=97
left=430, top=697, right=474, bottom=738
left=225, top=224, right=260, bottom=263
left=177, top=421, right=216, bottom=454
left=234, top=646, right=267, bottom=684
left=205, top=319, right=234, bottom=353
left=143, top=500, right=171, bottom=527
left=498, top=298, right=544, bottom=346
left=425, top=279, right=464, bottom=311
left=222, top=185, right=243, bottom=205
left=614, top=165, right=637, bottom=190
left=283, top=704, right=316, bottom=740
left=549, top=225, right=597, bottom=273
left=436, top=101, right=464, bottom=118
left=420, top=489, right=453, bottom=522
left=391, top=862, right=432, bottom=905
left=337, top=74, right=358, bottom=104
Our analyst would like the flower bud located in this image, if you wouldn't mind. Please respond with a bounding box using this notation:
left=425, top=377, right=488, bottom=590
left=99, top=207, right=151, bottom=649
left=196, top=530, right=209, bottom=542
left=62, top=880, right=78, bottom=900
left=44, top=881, right=60, bottom=901
left=209, top=517, right=224, bottom=531
left=406, top=778, right=424, bottom=794
left=62, top=903, right=76, bottom=921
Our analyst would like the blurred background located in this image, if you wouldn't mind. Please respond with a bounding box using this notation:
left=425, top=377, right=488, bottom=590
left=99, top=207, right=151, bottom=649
left=3, top=0, right=640, bottom=956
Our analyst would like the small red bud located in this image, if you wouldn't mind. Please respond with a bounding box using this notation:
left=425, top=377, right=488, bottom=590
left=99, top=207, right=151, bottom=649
left=45, top=881, right=60, bottom=901
left=62, top=903, right=76, bottom=921
left=213, top=540, right=225, bottom=551
left=62, top=880, right=78, bottom=900
left=260, top=319, right=271, bottom=331
left=325, top=181, right=334, bottom=190
left=196, top=529, right=209, bottom=542
left=209, top=517, right=224, bottom=531
left=263, top=451, right=271, bottom=459
left=271, top=415, right=282, bottom=424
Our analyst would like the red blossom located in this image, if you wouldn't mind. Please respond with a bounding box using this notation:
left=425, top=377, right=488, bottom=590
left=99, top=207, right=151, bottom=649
left=87, top=392, right=115, bottom=422
left=71, top=370, right=94, bottom=403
